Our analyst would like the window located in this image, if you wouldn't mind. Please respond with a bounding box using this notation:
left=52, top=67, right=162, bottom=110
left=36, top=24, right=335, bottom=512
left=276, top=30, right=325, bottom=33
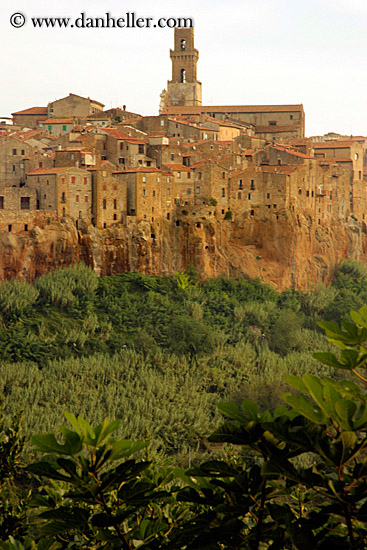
left=248, top=193, right=251, bottom=200
left=21, top=149, right=25, bottom=155
left=221, top=188, right=225, bottom=197
left=306, top=190, right=310, bottom=197
left=113, top=214, right=117, bottom=220
left=24, top=224, right=28, bottom=231
left=8, top=224, right=12, bottom=232
left=61, top=192, right=66, bottom=203
left=267, top=193, right=270, bottom=199
left=187, top=188, right=191, bottom=194
left=12, top=149, right=17, bottom=155
left=85, top=196, right=88, bottom=202
left=143, top=189, right=146, bottom=196
left=119, top=157, right=125, bottom=165
left=181, top=39, right=186, bottom=50
left=171, top=154, right=175, bottom=161
left=290, top=115, right=293, bottom=120
left=239, top=180, right=243, bottom=190
left=62, top=125, right=67, bottom=132
left=103, top=199, right=107, bottom=209
left=113, top=184, right=117, bottom=190
left=142, top=176, right=146, bottom=183
left=298, top=189, right=302, bottom=194
left=48, top=125, right=52, bottom=132
left=238, top=192, right=242, bottom=199
left=138, top=144, right=144, bottom=154
left=71, top=176, right=76, bottom=184
left=198, top=172, right=202, bottom=180
left=273, top=204, right=277, bottom=208
left=187, top=172, right=191, bottom=179
left=0, top=197, right=3, bottom=209
left=153, top=190, right=156, bottom=197
left=167, top=213, right=170, bottom=220
left=83, top=177, right=87, bottom=185
left=359, top=171, right=362, bottom=179
left=250, top=210, right=254, bottom=216
left=269, top=121, right=277, bottom=126
left=62, top=207, right=66, bottom=217
left=103, top=184, right=107, bottom=191
left=160, top=119, right=164, bottom=127
left=250, top=180, right=255, bottom=190
left=196, top=186, right=200, bottom=194
left=61, top=177, right=65, bottom=183
left=177, top=172, right=181, bottom=179
left=355, top=153, right=359, bottom=160
left=120, top=142, right=123, bottom=150
left=76, top=195, right=79, bottom=202
left=114, top=199, right=117, bottom=209
left=180, top=68, right=186, bottom=83
left=12, top=165, right=15, bottom=172
left=222, top=172, right=225, bottom=179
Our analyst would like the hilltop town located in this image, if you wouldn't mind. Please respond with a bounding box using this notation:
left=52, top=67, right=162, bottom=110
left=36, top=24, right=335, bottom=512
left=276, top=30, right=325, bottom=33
left=1, top=28, right=366, bottom=288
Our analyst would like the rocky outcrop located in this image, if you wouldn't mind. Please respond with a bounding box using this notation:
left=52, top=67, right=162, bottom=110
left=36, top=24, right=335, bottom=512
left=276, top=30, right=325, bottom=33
left=0, top=211, right=365, bottom=290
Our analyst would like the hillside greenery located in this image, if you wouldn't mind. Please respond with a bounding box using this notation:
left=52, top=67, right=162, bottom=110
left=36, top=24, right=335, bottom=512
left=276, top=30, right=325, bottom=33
left=1, top=260, right=367, bottom=461
left=2, top=300, right=367, bottom=548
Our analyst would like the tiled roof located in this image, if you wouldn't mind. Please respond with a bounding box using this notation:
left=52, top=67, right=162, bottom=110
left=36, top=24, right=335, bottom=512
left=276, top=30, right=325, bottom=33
left=114, top=166, right=162, bottom=174
left=163, top=104, right=304, bottom=115
left=313, top=141, right=356, bottom=149
left=272, top=146, right=314, bottom=159
left=162, top=163, right=191, bottom=171
left=11, top=107, right=47, bottom=116
left=42, top=118, right=74, bottom=124
left=261, top=165, right=300, bottom=175
left=27, top=167, right=80, bottom=175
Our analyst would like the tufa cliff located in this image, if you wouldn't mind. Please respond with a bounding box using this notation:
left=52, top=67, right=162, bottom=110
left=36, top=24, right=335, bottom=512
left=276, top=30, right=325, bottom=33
left=0, top=209, right=365, bottom=290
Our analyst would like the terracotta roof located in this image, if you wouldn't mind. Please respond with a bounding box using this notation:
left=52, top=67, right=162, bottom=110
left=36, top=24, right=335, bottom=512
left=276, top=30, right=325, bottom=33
left=42, top=118, right=74, bottom=124
left=190, top=160, right=209, bottom=169
left=114, top=167, right=162, bottom=174
left=101, top=128, right=142, bottom=140
left=313, top=141, right=356, bottom=149
left=11, top=107, right=47, bottom=116
left=164, top=104, right=304, bottom=115
left=162, top=163, right=191, bottom=172
left=272, top=146, right=314, bottom=159
left=27, top=167, right=80, bottom=175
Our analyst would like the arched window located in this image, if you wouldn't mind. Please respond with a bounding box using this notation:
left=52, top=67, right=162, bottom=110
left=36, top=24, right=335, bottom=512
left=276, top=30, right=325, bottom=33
left=181, top=39, right=186, bottom=51
left=180, top=69, right=186, bottom=83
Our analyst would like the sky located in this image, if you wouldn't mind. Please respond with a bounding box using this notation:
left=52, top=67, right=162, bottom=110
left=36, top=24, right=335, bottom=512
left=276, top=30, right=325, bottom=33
left=1, top=0, right=367, bottom=137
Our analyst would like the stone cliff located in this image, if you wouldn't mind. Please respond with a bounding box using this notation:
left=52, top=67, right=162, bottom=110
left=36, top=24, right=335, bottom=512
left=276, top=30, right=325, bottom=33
left=0, top=211, right=365, bottom=290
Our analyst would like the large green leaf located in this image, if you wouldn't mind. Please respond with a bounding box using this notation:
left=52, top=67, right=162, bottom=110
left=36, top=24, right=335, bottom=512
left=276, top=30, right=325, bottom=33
left=31, top=431, right=82, bottom=456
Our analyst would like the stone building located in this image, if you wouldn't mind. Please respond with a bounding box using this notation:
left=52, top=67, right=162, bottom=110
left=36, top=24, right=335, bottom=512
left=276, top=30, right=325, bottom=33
left=11, top=107, right=48, bottom=128
left=89, top=162, right=126, bottom=228
left=47, top=93, right=104, bottom=119
left=0, top=136, right=34, bottom=186
left=114, top=167, right=173, bottom=222
left=26, top=166, right=92, bottom=220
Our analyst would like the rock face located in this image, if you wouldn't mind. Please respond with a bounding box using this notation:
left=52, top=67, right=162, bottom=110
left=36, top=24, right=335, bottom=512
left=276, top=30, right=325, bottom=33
left=0, top=212, right=365, bottom=290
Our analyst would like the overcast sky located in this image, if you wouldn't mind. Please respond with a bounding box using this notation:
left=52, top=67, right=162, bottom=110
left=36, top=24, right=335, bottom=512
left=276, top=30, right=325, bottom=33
left=1, top=0, right=367, bottom=137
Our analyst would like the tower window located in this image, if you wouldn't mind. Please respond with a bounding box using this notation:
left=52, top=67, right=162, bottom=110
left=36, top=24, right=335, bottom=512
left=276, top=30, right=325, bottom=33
left=181, top=39, right=186, bottom=51
left=180, top=69, right=186, bottom=83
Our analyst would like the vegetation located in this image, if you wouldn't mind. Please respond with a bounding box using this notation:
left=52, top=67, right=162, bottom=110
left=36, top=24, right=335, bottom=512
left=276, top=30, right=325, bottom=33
left=1, top=260, right=367, bottom=546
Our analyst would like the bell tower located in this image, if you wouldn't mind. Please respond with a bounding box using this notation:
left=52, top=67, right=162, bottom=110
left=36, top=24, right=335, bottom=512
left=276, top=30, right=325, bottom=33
left=166, top=28, right=202, bottom=107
